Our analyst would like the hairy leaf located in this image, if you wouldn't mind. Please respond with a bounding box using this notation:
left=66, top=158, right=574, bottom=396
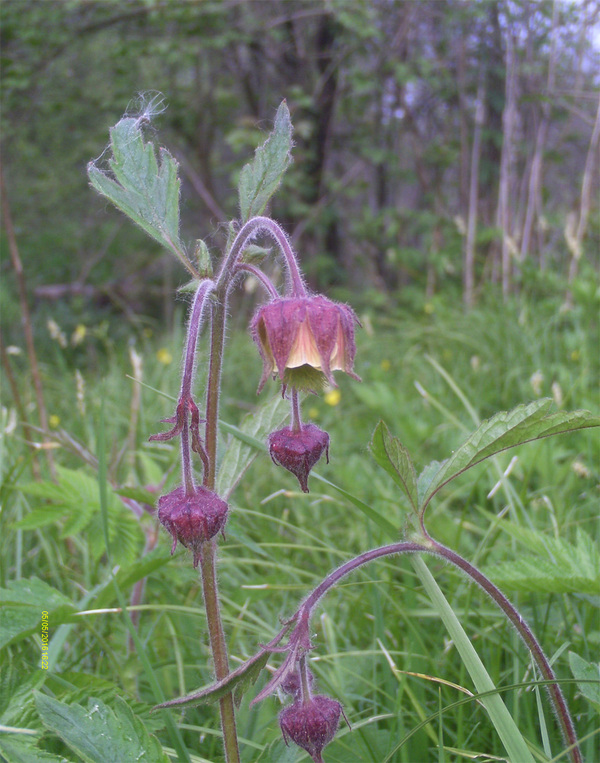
left=35, top=693, right=169, bottom=763
left=153, top=650, right=272, bottom=711
left=369, top=421, right=418, bottom=512
left=88, top=116, right=190, bottom=272
left=238, top=100, right=293, bottom=221
left=418, top=399, right=599, bottom=509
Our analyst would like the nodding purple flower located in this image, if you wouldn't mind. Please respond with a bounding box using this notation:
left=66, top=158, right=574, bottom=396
left=251, top=295, right=360, bottom=393
left=158, top=486, right=228, bottom=567
left=268, top=424, right=329, bottom=493
left=279, top=694, right=342, bottom=763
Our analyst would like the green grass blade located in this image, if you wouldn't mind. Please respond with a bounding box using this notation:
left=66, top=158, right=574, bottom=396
left=411, top=556, right=536, bottom=763
left=96, top=400, right=191, bottom=763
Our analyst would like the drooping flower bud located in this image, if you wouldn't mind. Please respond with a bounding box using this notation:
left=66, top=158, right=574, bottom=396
left=279, top=695, right=342, bottom=763
left=268, top=424, right=329, bottom=493
left=158, top=486, right=228, bottom=567
left=250, top=295, right=360, bottom=393
left=281, top=666, right=315, bottom=700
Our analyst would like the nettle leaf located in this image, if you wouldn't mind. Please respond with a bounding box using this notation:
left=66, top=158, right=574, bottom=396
left=88, top=116, right=191, bottom=273
left=0, top=578, right=76, bottom=650
left=217, top=393, right=289, bottom=499
left=369, top=421, right=418, bottom=512
left=238, top=100, right=293, bottom=222
left=418, top=399, right=600, bottom=510
left=153, top=649, right=272, bottom=711
left=569, top=652, right=600, bottom=705
left=35, top=693, right=169, bottom=763
left=484, top=526, right=600, bottom=594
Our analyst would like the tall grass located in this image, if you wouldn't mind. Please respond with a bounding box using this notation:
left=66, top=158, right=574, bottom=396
left=1, top=289, right=598, bottom=762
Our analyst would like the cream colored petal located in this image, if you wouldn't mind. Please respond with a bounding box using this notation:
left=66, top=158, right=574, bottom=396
left=286, top=321, right=323, bottom=369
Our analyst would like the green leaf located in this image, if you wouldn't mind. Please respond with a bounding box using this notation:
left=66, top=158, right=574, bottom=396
left=153, top=649, right=272, bottom=711
left=569, top=652, right=600, bottom=705
left=35, top=693, right=169, bottom=763
left=216, top=394, right=289, bottom=499
left=238, top=100, right=293, bottom=222
left=369, top=421, right=418, bottom=512
left=88, top=116, right=191, bottom=273
left=92, top=549, right=172, bottom=610
left=0, top=735, right=67, bottom=763
left=0, top=578, right=75, bottom=650
left=19, top=466, right=144, bottom=566
left=418, top=399, right=600, bottom=510
left=484, top=526, right=600, bottom=594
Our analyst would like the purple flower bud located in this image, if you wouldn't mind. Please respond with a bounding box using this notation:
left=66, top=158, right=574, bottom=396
left=281, top=667, right=315, bottom=700
left=158, top=486, right=228, bottom=567
left=268, top=424, right=329, bottom=493
left=250, top=295, right=360, bottom=393
left=280, top=695, right=342, bottom=763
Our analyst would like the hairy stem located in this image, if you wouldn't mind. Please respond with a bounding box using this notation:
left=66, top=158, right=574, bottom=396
left=428, top=539, right=582, bottom=763
left=296, top=540, right=580, bottom=763
left=234, top=262, right=280, bottom=298
left=218, top=216, right=306, bottom=297
left=201, top=280, right=240, bottom=762
left=290, top=389, right=302, bottom=433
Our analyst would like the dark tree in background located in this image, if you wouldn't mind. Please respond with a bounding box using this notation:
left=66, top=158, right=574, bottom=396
left=1, top=0, right=598, bottom=329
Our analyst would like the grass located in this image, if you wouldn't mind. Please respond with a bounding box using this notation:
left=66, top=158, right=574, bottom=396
left=1, top=286, right=598, bottom=762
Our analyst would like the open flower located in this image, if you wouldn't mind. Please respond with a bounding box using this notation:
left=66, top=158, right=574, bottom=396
left=251, top=296, right=360, bottom=393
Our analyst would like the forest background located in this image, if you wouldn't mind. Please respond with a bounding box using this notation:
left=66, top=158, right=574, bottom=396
left=0, top=2, right=599, bottom=763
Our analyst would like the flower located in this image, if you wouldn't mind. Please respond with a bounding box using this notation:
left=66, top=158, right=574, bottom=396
left=324, top=388, right=341, bottom=407
left=156, top=347, right=173, bottom=365
left=268, top=424, right=329, bottom=493
left=251, top=296, right=360, bottom=393
left=279, top=695, right=342, bottom=763
left=158, top=486, right=228, bottom=567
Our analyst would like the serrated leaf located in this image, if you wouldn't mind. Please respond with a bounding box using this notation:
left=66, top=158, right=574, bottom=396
left=17, top=467, right=144, bottom=565
left=369, top=421, right=418, bottom=512
left=484, top=525, right=600, bottom=594
left=216, top=394, right=289, bottom=499
left=238, top=101, right=293, bottom=221
left=418, top=400, right=600, bottom=509
left=569, top=652, right=600, bottom=705
left=35, top=693, right=169, bottom=763
left=485, top=557, right=599, bottom=594
left=88, top=117, right=190, bottom=273
left=0, top=735, right=68, bottom=763
left=153, top=650, right=272, bottom=711
left=0, top=578, right=76, bottom=650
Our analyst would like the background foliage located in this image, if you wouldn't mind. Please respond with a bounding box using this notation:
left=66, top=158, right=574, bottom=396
left=1, top=1, right=599, bottom=762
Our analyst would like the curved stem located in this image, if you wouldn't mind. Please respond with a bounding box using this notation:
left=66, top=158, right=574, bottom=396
left=179, top=279, right=214, bottom=494
left=428, top=539, right=582, bottom=763
left=234, top=262, right=280, bottom=299
left=295, top=540, right=581, bottom=763
left=180, top=280, right=215, bottom=400
left=218, top=216, right=306, bottom=297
